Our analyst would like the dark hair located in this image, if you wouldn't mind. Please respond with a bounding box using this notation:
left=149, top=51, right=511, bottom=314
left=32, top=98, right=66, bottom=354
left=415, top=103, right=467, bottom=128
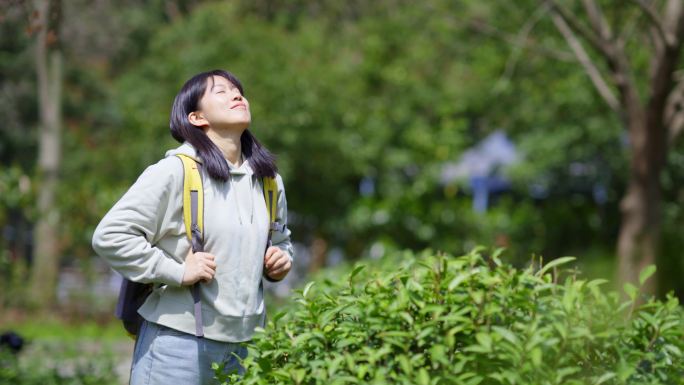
left=170, top=69, right=277, bottom=182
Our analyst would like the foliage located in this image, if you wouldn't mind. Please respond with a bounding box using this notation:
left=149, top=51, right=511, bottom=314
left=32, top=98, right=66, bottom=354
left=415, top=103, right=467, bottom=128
left=216, top=248, right=684, bottom=385
left=0, top=343, right=119, bottom=385
left=5, top=0, right=684, bottom=297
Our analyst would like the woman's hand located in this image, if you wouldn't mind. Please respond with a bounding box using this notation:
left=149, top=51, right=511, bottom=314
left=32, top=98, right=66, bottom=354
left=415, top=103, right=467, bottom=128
left=264, top=246, right=292, bottom=281
left=181, top=250, right=217, bottom=285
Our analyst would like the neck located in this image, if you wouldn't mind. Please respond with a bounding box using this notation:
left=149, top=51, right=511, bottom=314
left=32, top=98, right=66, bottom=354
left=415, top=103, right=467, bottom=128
left=205, top=127, right=244, bottom=166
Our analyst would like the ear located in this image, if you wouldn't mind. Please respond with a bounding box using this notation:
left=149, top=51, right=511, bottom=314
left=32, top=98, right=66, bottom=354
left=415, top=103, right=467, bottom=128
left=188, top=111, right=208, bottom=128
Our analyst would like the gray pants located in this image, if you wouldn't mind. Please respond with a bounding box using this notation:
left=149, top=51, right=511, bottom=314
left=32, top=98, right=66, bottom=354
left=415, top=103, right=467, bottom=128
left=129, top=320, right=248, bottom=385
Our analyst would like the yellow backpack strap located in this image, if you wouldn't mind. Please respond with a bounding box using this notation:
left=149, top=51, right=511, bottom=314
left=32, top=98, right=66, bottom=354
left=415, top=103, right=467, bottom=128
left=176, top=154, right=205, bottom=337
left=263, top=177, right=277, bottom=226
left=177, top=154, right=204, bottom=241
left=263, top=176, right=286, bottom=242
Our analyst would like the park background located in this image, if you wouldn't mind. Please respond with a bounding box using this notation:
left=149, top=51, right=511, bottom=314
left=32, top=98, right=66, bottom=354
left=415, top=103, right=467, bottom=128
left=2, top=0, right=684, bottom=384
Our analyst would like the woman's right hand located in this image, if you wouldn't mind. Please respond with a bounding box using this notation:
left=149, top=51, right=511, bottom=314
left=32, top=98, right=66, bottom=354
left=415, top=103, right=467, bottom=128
left=181, top=250, right=217, bottom=285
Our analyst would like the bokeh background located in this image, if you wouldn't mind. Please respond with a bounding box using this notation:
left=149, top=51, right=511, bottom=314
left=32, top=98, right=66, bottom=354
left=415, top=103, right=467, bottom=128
left=3, top=0, right=684, bottom=383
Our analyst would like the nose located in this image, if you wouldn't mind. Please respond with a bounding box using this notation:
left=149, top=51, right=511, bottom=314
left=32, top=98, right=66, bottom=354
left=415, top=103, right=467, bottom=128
left=232, top=92, right=242, bottom=101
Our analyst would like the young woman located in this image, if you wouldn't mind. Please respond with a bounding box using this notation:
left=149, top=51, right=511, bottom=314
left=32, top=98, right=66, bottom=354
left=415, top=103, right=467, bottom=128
left=92, top=69, right=294, bottom=384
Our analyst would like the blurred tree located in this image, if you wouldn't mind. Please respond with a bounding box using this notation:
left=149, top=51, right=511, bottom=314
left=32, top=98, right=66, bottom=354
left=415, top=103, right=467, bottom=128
left=8, top=0, right=684, bottom=299
left=28, top=0, right=63, bottom=307
left=108, top=1, right=478, bottom=267
left=0, top=0, right=211, bottom=307
left=543, top=0, right=684, bottom=294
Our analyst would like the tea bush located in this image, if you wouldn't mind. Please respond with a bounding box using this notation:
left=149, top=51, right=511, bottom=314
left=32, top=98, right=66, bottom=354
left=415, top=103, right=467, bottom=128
left=216, top=248, right=684, bottom=385
left=0, top=342, right=119, bottom=385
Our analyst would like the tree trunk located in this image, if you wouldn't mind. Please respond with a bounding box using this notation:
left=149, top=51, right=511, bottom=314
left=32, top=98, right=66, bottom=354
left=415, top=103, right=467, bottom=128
left=617, top=106, right=666, bottom=296
left=617, top=176, right=661, bottom=295
left=29, top=0, right=63, bottom=308
left=308, top=235, right=328, bottom=273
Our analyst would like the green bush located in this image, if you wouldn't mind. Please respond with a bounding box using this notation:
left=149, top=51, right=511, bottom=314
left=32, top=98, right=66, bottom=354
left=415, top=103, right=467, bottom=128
left=0, top=343, right=119, bottom=385
left=216, top=248, right=684, bottom=385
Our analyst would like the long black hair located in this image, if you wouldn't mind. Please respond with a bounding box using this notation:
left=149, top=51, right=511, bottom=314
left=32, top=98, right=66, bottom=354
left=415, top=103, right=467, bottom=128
left=169, top=69, right=277, bottom=182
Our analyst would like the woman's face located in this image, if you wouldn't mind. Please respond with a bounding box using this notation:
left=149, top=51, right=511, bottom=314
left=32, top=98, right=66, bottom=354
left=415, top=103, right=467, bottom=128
left=192, top=75, right=251, bottom=130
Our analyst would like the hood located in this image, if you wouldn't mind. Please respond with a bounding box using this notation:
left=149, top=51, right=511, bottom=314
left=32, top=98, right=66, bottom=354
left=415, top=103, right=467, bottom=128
left=165, top=142, right=254, bottom=176
left=165, top=142, right=202, bottom=163
left=166, top=142, right=257, bottom=225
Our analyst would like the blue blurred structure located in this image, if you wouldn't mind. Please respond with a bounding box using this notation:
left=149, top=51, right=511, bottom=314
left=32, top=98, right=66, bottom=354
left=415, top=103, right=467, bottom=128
left=440, top=130, right=518, bottom=212
left=440, top=130, right=610, bottom=213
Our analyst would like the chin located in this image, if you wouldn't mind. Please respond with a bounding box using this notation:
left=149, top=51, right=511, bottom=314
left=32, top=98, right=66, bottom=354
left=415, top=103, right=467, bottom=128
left=230, top=121, right=251, bottom=131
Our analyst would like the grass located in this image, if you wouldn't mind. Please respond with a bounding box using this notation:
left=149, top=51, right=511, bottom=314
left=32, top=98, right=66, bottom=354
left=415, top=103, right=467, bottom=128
left=0, top=310, right=130, bottom=342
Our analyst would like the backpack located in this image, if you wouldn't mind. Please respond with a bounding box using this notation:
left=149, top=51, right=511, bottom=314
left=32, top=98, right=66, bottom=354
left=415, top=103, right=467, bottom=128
left=114, top=154, right=279, bottom=339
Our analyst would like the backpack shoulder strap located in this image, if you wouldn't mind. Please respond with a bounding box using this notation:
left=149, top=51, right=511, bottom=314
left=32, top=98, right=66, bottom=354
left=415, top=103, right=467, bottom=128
left=176, top=154, right=205, bottom=338
left=262, top=176, right=277, bottom=226
left=176, top=154, right=204, bottom=241
left=263, top=176, right=286, bottom=235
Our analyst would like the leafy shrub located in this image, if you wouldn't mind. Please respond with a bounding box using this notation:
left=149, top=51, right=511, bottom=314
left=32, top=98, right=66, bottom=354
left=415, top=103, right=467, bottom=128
left=0, top=342, right=119, bottom=385
left=216, top=248, right=684, bottom=385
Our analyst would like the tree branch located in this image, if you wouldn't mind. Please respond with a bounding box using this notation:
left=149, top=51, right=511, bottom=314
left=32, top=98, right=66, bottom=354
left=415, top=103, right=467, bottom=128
left=497, top=3, right=551, bottom=87
left=550, top=12, right=621, bottom=113
left=582, top=0, right=613, bottom=41
left=649, top=25, right=666, bottom=59
left=546, top=0, right=613, bottom=59
left=666, top=74, right=684, bottom=141
left=629, top=0, right=673, bottom=46
left=467, top=18, right=575, bottom=62
left=654, top=1, right=684, bottom=144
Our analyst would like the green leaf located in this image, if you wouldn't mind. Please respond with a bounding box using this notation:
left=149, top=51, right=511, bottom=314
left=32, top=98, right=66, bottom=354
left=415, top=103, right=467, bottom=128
left=537, top=256, right=576, bottom=277
left=351, top=264, right=366, bottom=280
left=464, top=375, right=484, bottom=385
left=586, top=278, right=609, bottom=289
left=623, top=283, right=639, bottom=301
left=303, top=281, right=316, bottom=298
left=491, top=247, right=505, bottom=266
left=594, top=372, right=616, bottom=385
left=272, top=311, right=286, bottom=326
left=530, top=348, right=542, bottom=367
left=448, top=273, right=470, bottom=291
left=492, top=326, right=519, bottom=345
left=397, top=355, right=412, bottom=375
left=292, top=369, right=307, bottom=384
left=475, top=333, right=492, bottom=352
left=639, top=312, right=658, bottom=330
left=638, top=265, right=657, bottom=286
left=664, top=344, right=682, bottom=356
left=417, top=368, right=430, bottom=385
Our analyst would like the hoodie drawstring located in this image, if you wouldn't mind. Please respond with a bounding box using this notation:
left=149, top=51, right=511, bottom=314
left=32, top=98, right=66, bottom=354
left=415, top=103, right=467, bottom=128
left=229, top=171, right=255, bottom=225
left=249, top=176, right=254, bottom=224
left=229, top=174, right=243, bottom=225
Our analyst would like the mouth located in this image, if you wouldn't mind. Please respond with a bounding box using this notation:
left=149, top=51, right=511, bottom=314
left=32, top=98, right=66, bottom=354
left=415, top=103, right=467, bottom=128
left=230, top=103, right=247, bottom=110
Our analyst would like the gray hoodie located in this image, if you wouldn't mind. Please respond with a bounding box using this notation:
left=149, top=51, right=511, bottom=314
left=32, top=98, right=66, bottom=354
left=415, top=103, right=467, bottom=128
left=92, top=142, right=294, bottom=342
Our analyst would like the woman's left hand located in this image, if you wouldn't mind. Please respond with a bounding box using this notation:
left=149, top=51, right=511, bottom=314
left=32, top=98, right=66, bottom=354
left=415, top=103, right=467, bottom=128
left=264, top=246, right=292, bottom=281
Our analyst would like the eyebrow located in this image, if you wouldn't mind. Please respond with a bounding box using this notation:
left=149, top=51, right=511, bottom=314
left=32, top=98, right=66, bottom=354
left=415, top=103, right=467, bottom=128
left=210, top=80, right=239, bottom=91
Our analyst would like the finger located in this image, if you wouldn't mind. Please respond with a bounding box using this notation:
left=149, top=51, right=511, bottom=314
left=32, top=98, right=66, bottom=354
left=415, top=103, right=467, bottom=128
left=204, top=266, right=216, bottom=277
left=266, top=250, right=284, bottom=268
left=270, top=262, right=291, bottom=277
left=200, top=271, right=212, bottom=282
left=268, top=255, right=288, bottom=272
left=205, top=260, right=217, bottom=270
left=202, top=270, right=213, bottom=282
left=269, top=259, right=291, bottom=274
left=264, top=247, right=278, bottom=260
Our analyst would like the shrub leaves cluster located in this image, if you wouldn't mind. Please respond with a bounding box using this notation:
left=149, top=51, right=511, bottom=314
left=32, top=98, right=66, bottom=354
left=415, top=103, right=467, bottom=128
left=216, top=248, right=684, bottom=385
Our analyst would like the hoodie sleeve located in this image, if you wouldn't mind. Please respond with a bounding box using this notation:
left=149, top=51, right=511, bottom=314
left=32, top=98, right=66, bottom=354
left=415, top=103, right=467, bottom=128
left=92, top=156, right=186, bottom=287
left=265, top=173, right=294, bottom=282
